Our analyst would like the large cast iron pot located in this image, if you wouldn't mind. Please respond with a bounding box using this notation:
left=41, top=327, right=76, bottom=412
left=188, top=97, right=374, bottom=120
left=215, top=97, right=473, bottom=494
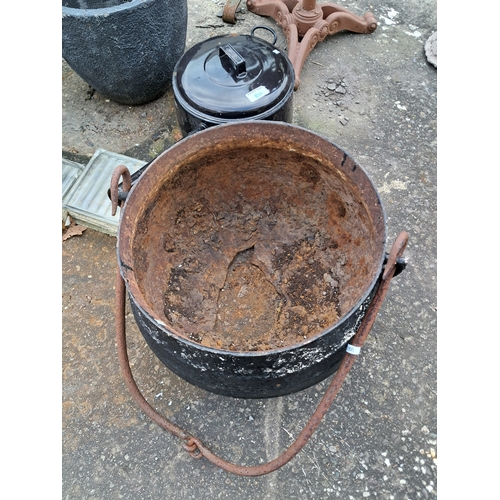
left=116, top=121, right=388, bottom=398
left=62, top=0, right=187, bottom=105
left=172, top=27, right=295, bottom=136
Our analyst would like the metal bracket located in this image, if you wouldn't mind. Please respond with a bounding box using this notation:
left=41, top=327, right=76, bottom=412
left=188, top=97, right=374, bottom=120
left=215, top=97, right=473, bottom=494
left=223, top=0, right=244, bottom=24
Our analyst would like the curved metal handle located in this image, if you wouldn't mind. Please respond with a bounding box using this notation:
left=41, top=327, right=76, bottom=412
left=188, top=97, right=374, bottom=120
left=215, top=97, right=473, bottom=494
left=251, top=25, right=278, bottom=45
left=110, top=165, right=132, bottom=216
left=115, top=232, right=409, bottom=476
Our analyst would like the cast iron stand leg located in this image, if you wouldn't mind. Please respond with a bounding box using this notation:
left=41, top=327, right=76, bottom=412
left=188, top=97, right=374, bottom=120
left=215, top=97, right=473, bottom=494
left=246, top=0, right=377, bottom=89
left=115, top=226, right=408, bottom=476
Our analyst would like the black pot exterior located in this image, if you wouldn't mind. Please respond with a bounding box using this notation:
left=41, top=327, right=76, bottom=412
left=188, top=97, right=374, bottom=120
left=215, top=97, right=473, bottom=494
left=62, top=0, right=188, bottom=105
left=128, top=281, right=379, bottom=398
left=174, top=94, right=294, bottom=137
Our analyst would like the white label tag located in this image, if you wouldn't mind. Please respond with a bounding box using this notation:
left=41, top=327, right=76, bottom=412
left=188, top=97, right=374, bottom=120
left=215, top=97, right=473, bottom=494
left=246, top=86, right=270, bottom=102
left=346, top=344, right=361, bottom=355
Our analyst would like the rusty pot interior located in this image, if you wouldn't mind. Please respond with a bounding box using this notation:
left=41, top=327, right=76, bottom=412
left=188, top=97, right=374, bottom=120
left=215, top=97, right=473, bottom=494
left=119, top=122, right=385, bottom=353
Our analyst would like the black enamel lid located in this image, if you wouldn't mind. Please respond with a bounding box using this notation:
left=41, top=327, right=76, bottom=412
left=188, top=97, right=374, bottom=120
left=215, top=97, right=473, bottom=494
left=172, top=32, right=295, bottom=120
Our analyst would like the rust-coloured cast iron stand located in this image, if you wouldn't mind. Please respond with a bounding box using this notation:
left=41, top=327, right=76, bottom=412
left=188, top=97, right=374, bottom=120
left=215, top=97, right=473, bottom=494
left=246, top=0, right=377, bottom=89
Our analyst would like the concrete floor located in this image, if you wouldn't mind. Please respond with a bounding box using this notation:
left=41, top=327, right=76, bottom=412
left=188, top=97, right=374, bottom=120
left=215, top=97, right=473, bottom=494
left=62, top=1, right=437, bottom=498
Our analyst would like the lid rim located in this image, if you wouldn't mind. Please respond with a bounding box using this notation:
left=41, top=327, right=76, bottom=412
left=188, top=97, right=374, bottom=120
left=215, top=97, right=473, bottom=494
left=173, top=83, right=293, bottom=122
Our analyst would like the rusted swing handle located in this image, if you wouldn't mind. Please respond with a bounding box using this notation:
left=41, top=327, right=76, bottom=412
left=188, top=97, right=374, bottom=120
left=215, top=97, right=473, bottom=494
left=110, top=165, right=132, bottom=217
left=115, top=232, right=409, bottom=477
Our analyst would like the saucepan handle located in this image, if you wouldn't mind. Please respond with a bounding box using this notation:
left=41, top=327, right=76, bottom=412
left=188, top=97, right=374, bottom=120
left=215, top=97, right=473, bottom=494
left=251, top=25, right=278, bottom=45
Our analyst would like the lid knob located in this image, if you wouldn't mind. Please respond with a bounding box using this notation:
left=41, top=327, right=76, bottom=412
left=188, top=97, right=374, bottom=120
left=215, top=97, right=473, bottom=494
left=219, top=44, right=247, bottom=78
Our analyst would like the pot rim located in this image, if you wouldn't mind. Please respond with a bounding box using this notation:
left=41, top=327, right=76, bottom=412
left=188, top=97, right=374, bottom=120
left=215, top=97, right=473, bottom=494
left=116, top=121, right=387, bottom=357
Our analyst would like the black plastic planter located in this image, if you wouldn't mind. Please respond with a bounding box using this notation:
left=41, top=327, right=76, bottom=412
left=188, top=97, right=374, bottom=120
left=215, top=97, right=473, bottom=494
left=62, top=0, right=188, bottom=105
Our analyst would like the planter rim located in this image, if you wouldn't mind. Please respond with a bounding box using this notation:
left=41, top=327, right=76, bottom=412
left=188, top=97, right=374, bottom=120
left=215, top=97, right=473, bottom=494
left=62, top=0, right=158, bottom=17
